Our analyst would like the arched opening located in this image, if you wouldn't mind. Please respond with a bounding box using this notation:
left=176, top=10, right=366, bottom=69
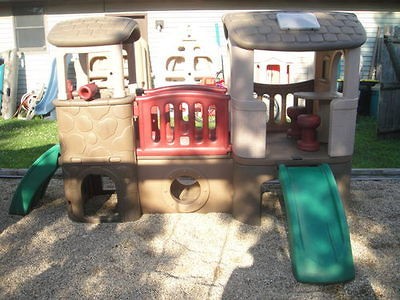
left=81, top=174, right=119, bottom=221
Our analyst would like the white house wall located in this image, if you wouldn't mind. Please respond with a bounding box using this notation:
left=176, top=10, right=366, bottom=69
left=356, top=11, right=400, bottom=79
left=1, top=10, right=400, bottom=103
left=26, top=13, right=105, bottom=98
left=0, top=16, right=14, bottom=51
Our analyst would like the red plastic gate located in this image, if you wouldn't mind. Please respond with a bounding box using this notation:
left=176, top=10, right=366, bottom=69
left=134, top=87, right=231, bottom=156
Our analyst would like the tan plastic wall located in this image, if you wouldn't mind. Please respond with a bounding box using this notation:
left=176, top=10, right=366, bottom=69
left=228, top=42, right=267, bottom=159
left=137, top=158, right=233, bottom=214
left=313, top=48, right=361, bottom=157
left=54, top=97, right=136, bottom=164
left=54, top=96, right=141, bottom=223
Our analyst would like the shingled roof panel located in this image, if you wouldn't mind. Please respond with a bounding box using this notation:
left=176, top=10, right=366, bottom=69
left=223, top=11, right=367, bottom=51
left=48, top=16, right=141, bottom=47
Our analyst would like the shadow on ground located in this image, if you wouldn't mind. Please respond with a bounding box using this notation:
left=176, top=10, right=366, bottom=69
left=0, top=179, right=399, bottom=298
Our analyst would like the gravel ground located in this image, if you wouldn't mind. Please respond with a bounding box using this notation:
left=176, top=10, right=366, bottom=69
left=0, top=177, right=399, bottom=299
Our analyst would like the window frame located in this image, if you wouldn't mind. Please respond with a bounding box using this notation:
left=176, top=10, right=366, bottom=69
left=12, top=3, right=46, bottom=51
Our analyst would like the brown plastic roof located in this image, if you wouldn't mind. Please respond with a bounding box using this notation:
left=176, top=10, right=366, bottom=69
left=47, top=16, right=141, bottom=47
left=223, top=11, right=367, bottom=51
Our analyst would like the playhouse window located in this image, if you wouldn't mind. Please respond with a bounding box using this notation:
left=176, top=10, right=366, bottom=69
left=165, top=103, right=175, bottom=143
left=208, top=105, right=217, bottom=141
left=266, top=65, right=281, bottom=83
left=81, top=175, right=119, bottom=220
left=322, top=56, right=330, bottom=80
left=194, top=103, right=203, bottom=142
left=194, top=56, right=213, bottom=72
left=170, top=176, right=201, bottom=203
left=277, top=12, right=320, bottom=30
left=166, top=56, right=185, bottom=71
left=150, top=106, right=160, bottom=142
left=180, top=102, right=190, bottom=135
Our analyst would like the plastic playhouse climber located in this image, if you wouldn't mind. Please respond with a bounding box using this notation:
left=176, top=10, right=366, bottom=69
left=222, top=10, right=365, bottom=283
left=11, top=12, right=367, bottom=284
left=162, top=25, right=221, bottom=85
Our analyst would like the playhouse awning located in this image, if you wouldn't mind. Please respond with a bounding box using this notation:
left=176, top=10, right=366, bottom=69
left=47, top=16, right=141, bottom=47
left=223, top=11, right=367, bottom=51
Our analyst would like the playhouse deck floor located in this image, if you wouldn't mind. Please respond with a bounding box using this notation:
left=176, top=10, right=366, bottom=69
left=233, top=131, right=348, bottom=167
left=266, top=132, right=330, bottom=162
left=240, top=131, right=353, bottom=167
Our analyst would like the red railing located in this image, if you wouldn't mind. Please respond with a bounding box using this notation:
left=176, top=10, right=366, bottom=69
left=134, top=88, right=231, bottom=156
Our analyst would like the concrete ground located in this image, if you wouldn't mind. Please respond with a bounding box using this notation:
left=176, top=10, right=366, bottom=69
left=0, top=177, right=399, bottom=299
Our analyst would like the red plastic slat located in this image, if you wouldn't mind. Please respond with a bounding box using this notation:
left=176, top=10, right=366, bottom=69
left=135, top=88, right=231, bottom=156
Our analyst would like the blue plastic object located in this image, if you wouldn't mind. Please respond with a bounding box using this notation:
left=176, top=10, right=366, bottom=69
left=34, top=59, right=58, bottom=115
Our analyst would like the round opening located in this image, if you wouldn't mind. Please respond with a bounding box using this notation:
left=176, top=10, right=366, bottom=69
left=79, top=86, right=91, bottom=99
left=170, top=176, right=201, bottom=204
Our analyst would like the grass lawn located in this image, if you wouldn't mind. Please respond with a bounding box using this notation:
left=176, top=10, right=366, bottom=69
left=353, top=116, right=400, bottom=168
left=0, top=118, right=58, bottom=169
left=0, top=116, right=399, bottom=169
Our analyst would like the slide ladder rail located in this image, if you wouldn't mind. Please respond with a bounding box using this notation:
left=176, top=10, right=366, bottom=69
left=278, top=164, right=355, bottom=284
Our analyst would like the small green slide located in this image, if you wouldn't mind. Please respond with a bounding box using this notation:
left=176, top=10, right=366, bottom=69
left=278, top=164, right=355, bottom=284
left=9, top=144, right=60, bottom=215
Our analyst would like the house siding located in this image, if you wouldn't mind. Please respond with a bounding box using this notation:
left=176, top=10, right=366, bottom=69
left=0, top=9, right=399, bottom=104
left=357, top=11, right=400, bottom=79
left=0, top=16, right=14, bottom=51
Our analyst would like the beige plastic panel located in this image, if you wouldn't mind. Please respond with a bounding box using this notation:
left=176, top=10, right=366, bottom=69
left=54, top=96, right=136, bottom=164
left=47, top=16, right=140, bottom=47
left=227, top=42, right=254, bottom=101
left=309, top=47, right=361, bottom=156
left=55, top=44, right=126, bottom=100
left=233, top=163, right=275, bottom=226
left=328, top=98, right=358, bottom=157
left=137, top=158, right=233, bottom=214
left=230, top=98, right=267, bottom=159
left=328, top=48, right=361, bottom=157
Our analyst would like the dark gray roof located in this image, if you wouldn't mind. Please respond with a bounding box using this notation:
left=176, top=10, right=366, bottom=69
left=223, top=11, right=367, bottom=51
left=48, top=16, right=141, bottom=47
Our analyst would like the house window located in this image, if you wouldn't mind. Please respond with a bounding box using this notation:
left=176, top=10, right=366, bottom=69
left=13, top=4, right=46, bottom=50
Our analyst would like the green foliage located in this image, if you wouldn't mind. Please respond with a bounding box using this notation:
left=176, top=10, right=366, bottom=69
left=0, top=118, right=58, bottom=168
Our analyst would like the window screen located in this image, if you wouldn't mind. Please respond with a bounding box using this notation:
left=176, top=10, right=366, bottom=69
left=13, top=4, right=45, bottom=50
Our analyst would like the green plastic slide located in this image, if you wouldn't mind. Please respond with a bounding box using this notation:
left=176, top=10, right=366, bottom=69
left=278, top=164, right=355, bottom=284
left=9, top=144, right=60, bottom=215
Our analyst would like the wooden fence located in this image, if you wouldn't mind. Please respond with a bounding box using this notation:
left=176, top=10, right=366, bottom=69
left=376, top=25, right=400, bottom=137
